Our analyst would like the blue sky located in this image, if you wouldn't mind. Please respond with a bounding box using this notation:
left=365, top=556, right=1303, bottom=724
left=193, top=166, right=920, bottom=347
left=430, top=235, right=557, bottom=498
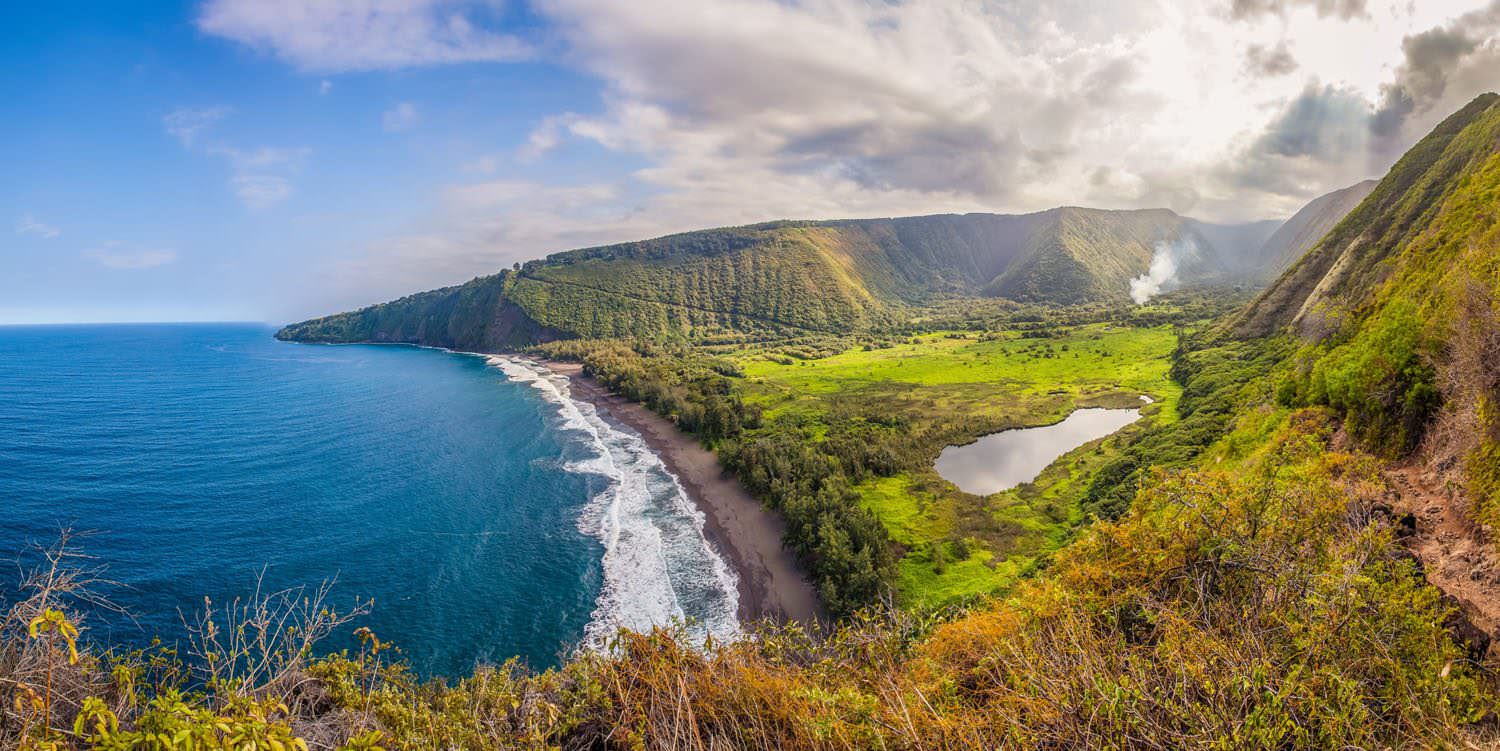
left=4, top=0, right=1498, bottom=323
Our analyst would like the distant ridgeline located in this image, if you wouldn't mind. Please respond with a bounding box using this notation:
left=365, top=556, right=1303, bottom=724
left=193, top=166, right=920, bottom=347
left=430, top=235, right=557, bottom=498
left=278, top=205, right=1338, bottom=348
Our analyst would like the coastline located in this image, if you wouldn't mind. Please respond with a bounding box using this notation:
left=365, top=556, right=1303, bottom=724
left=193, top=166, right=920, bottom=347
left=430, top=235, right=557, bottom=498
left=541, top=360, right=824, bottom=628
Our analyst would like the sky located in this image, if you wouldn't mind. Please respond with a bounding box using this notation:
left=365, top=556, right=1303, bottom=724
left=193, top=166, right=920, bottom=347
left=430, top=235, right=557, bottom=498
left=4, top=0, right=1499, bottom=324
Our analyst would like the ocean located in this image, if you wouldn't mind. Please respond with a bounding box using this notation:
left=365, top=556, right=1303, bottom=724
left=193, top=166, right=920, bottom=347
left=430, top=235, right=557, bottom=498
left=0, top=323, right=737, bottom=675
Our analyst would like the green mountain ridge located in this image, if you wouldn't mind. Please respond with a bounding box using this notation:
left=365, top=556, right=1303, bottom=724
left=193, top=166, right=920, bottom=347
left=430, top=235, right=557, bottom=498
left=1236, top=93, right=1500, bottom=340
left=279, top=207, right=1261, bottom=346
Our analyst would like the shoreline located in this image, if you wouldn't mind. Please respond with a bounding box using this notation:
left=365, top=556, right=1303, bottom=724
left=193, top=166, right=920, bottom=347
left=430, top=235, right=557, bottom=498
left=540, top=360, right=824, bottom=628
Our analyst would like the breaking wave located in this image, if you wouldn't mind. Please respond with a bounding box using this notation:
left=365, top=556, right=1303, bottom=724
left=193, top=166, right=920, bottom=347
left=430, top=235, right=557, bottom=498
left=483, top=356, right=740, bottom=648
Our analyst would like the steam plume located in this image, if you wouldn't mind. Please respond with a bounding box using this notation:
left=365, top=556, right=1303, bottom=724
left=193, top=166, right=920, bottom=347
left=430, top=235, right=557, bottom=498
left=1129, top=238, right=1196, bottom=304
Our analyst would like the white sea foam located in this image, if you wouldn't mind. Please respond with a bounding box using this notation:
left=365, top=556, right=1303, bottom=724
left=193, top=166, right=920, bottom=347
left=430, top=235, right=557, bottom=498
left=482, top=355, right=740, bottom=648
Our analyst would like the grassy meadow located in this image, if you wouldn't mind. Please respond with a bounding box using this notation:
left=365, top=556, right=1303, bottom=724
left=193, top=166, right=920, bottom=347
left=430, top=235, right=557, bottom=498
left=734, top=323, right=1184, bottom=606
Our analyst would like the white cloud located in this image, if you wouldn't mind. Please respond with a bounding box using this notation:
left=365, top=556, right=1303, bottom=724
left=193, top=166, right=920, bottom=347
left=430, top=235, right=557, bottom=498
left=163, top=106, right=230, bottom=147
left=382, top=101, right=421, bottom=132
left=516, top=114, right=578, bottom=161
left=163, top=107, right=308, bottom=209
left=247, top=0, right=1500, bottom=308
left=84, top=243, right=177, bottom=270
left=1230, top=0, right=1370, bottom=21
left=197, top=0, right=531, bottom=72
left=319, top=79, right=333, bottom=95
left=15, top=214, right=60, bottom=239
left=231, top=175, right=295, bottom=209
left=518, top=0, right=1500, bottom=226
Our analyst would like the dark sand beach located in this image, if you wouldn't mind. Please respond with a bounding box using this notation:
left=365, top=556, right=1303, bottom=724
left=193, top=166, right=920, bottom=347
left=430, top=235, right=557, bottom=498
left=542, top=360, right=823, bottom=627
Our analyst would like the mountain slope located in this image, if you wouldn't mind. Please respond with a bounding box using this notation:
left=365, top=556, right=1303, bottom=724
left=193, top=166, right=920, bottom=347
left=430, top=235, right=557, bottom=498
left=280, top=208, right=1252, bottom=346
left=1235, top=93, right=1500, bottom=340
left=275, top=274, right=558, bottom=351
left=983, top=207, right=1230, bottom=304
left=1236, top=91, right=1500, bottom=520
left=1255, top=179, right=1377, bottom=281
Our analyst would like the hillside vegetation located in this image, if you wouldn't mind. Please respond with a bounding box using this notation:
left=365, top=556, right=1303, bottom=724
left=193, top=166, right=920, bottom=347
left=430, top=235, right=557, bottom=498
left=279, top=208, right=1259, bottom=347
left=1245, top=93, right=1500, bottom=530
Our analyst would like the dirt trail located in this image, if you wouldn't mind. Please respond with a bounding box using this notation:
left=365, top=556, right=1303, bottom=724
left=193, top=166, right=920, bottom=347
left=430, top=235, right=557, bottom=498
left=1387, top=463, right=1500, bottom=644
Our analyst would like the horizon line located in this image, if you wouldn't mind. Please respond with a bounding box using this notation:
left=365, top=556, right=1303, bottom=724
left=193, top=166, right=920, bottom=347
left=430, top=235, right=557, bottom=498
left=0, top=320, right=277, bottom=328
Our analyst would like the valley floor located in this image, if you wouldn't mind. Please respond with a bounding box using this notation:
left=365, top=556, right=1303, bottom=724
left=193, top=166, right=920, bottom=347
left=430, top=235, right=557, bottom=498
left=732, top=322, right=1185, bottom=607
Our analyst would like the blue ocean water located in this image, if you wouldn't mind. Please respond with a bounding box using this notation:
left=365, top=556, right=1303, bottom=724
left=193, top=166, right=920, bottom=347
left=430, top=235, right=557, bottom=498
left=0, top=324, right=737, bottom=675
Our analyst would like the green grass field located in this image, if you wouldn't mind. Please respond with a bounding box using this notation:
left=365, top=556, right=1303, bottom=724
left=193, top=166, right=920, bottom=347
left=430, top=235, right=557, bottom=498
left=739, top=324, right=1179, bottom=420
left=734, top=323, right=1184, bottom=607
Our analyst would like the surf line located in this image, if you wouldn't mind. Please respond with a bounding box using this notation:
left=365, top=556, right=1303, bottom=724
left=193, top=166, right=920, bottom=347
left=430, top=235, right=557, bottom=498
left=482, top=355, right=741, bottom=649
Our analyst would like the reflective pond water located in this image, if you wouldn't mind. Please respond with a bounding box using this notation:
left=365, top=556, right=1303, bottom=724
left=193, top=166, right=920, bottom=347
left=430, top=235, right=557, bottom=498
left=934, top=405, right=1144, bottom=496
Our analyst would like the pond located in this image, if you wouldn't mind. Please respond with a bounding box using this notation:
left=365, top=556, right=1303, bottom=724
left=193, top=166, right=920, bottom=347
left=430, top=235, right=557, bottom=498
left=934, top=401, right=1148, bottom=496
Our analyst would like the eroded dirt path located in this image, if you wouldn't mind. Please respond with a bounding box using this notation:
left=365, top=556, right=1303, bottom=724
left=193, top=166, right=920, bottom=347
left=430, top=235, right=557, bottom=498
left=1387, top=463, right=1500, bottom=643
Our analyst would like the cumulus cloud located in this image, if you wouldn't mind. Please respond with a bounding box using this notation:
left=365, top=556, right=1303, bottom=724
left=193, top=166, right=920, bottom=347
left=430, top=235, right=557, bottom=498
left=84, top=243, right=177, bottom=270
left=526, top=0, right=1175, bottom=217
left=196, top=0, right=531, bottom=72
left=15, top=214, right=60, bottom=239
left=1371, top=2, right=1500, bottom=152
left=382, top=102, right=421, bottom=132
left=1217, top=2, right=1500, bottom=215
left=1220, top=84, right=1377, bottom=203
left=228, top=0, right=1500, bottom=306
left=516, top=114, right=578, bottom=162
left=1257, top=84, right=1373, bottom=161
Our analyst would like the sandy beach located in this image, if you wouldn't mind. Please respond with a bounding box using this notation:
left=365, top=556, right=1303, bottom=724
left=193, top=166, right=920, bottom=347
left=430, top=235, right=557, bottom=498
left=542, top=360, right=824, bottom=627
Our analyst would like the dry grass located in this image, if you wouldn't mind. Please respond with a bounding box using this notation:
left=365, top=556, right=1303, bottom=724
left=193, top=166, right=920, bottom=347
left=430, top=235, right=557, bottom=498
left=0, top=531, right=131, bottom=747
